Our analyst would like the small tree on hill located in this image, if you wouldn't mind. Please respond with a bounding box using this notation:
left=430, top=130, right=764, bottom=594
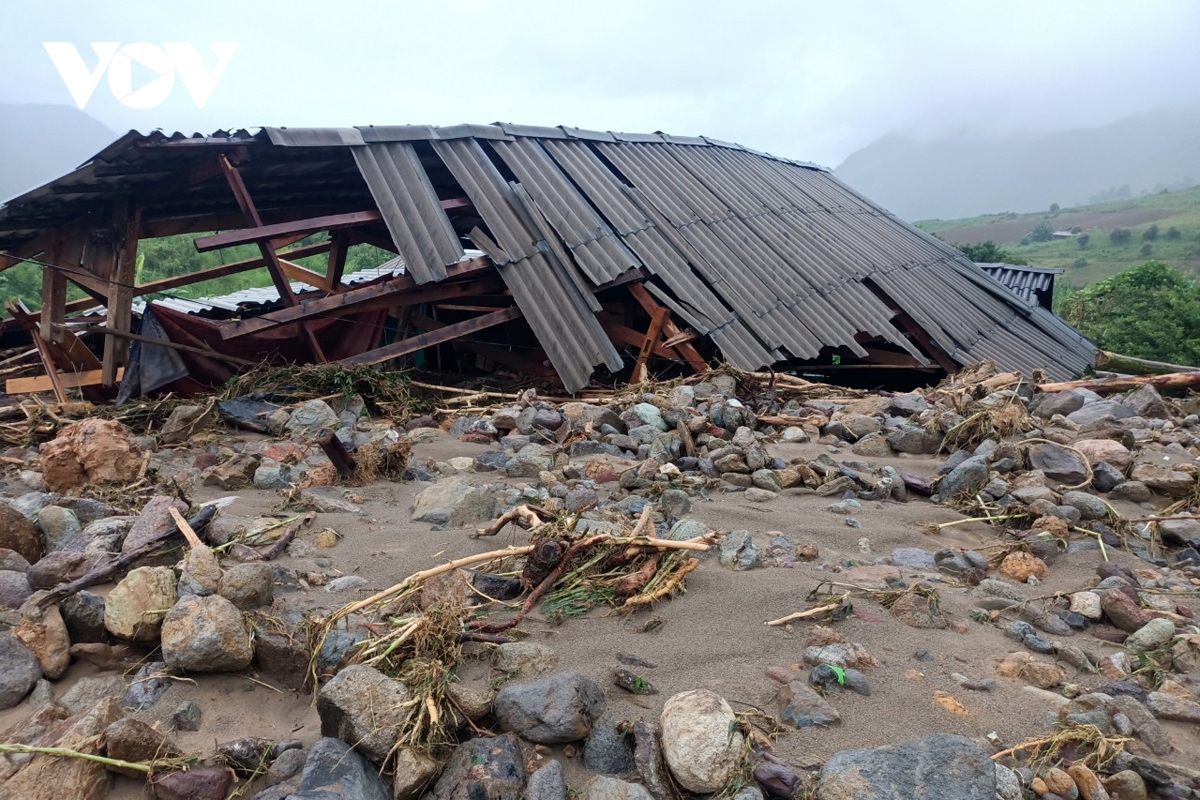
left=1049, top=203, right=1060, bottom=213
left=1142, top=243, right=1153, bottom=256
left=1143, top=224, right=1160, bottom=241
left=1029, top=222, right=1054, bottom=242
left=1110, top=228, right=1132, bottom=245
left=1167, top=226, right=1182, bottom=240
left=952, top=240, right=1028, bottom=265
left=1077, top=233, right=1090, bottom=248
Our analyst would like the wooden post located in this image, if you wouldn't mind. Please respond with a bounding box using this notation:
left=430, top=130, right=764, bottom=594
left=217, top=154, right=327, bottom=362
left=316, top=430, right=358, bottom=481
left=40, top=240, right=66, bottom=346
left=102, top=203, right=139, bottom=387
left=631, top=306, right=669, bottom=383
left=326, top=232, right=349, bottom=290
left=627, top=283, right=709, bottom=374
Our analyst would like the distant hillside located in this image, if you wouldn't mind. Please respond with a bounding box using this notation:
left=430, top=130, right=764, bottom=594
left=0, top=104, right=114, bottom=201
left=918, top=186, right=1200, bottom=289
left=836, top=108, right=1200, bottom=221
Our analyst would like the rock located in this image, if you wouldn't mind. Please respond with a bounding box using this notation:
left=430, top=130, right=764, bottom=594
left=1104, top=770, right=1147, bottom=800
left=824, top=415, right=880, bottom=441
left=750, top=469, right=783, bottom=493
left=1146, top=691, right=1200, bottom=722
left=291, top=737, right=390, bottom=800
left=1066, top=763, right=1110, bottom=800
left=252, top=614, right=311, bottom=691
left=1100, top=588, right=1150, bottom=633
left=1121, top=385, right=1168, bottom=419
left=658, top=488, right=690, bottom=521
left=218, top=562, right=274, bottom=609
left=850, top=432, right=892, bottom=458
left=776, top=680, right=841, bottom=727
left=0, top=548, right=30, bottom=572
left=1110, top=481, right=1151, bottom=503
left=1041, top=766, right=1078, bottom=796
left=659, top=689, right=743, bottom=793
left=584, top=713, right=637, bottom=775
left=1066, top=399, right=1135, bottom=426
left=583, top=776, right=653, bottom=800
left=938, top=455, right=989, bottom=501
left=1129, top=464, right=1195, bottom=498
left=0, top=569, right=33, bottom=609
left=1061, top=490, right=1108, bottom=521
left=494, top=671, right=605, bottom=743
left=999, top=552, right=1049, bottom=583
left=745, top=487, right=777, bottom=503
left=1107, top=695, right=1172, bottom=756
left=1021, top=660, right=1068, bottom=689
left=159, top=404, right=216, bottom=443
left=105, top=566, right=178, bottom=642
left=61, top=674, right=126, bottom=714
left=1074, top=439, right=1133, bottom=471
left=0, top=634, right=41, bottom=709
left=1, top=696, right=122, bottom=800
left=1124, top=618, right=1175, bottom=651
left=285, top=400, right=341, bottom=437
left=995, top=764, right=1022, bottom=800
left=1093, top=463, right=1126, bottom=493
left=121, top=662, right=171, bottom=711
left=0, top=502, right=44, bottom=563
left=15, top=596, right=70, bottom=679
left=173, top=701, right=202, bottom=731
left=1028, top=443, right=1090, bottom=485
left=633, top=403, right=667, bottom=431
left=887, top=427, right=939, bottom=454
left=325, top=575, right=369, bottom=593
left=179, top=544, right=223, bottom=596
left=27, top=550, right=97, bottom=591
left=1034, top=390, right=1086, bottom=419
left=38, top=418, right=141, bottom=493
left=817, top=733, right=995, bottom=800
left=104, top=717, right=184, bottom=777
left=411, top=479, right=498, bottom=528
left=527, top=760, right=566, bottom=800
left=494, top=641, right=558, bottom=676
left=316, top=664, right=412, bottom=764
left=391, top=746, right=439, bottom=800
left=201, top=454, right=261, bottom=490
left=122, top=496, right=189, bottom=555
left=717, top=531, right=758, bottom=570
left=427, top=733, right=526, bottom=800
left=890, top=547, right=936, bottom=569
left=890, top=591, right=947, bottom=629
left=254, top=461, right=299, bottom=490
left=35, top=505, right=81, bottom=551
left=160, top=594, right=253, bottom=673
left=152, top=767, right=237, bottom=800
left=1070, top=592, right=1103, bottom=621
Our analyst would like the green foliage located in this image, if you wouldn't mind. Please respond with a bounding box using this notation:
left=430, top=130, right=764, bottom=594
left=1141, top=242, right=1153, bottom=256
left=1110, top=228, right=1132, bottom=244
left=1072, top=258, right=1088, bottom=269
left=1049, top=203, right=1060, bottom=213
left=1077, top=233, right=1090, bottom=248
left=1167, top=226, right=1182, bottom=240
left=1029, top=222, right=1054, bottom=242
left=952, top=240, right=1027, bottom=265
left=1143, top=223, right=1160, bottom=241
left=1059, top=261, right=1200, bottom=366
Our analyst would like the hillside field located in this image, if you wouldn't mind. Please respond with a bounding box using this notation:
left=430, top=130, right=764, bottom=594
left=918, top=186, right=1200, bottom=288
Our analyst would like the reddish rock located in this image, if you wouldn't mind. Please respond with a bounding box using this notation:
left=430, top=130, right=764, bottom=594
left=1, top=696, right=122, bottom=800
left=0, top=503, right=44, bottom=564
left=38, top=419, right=141, bottom=493
left=999, top=552, right=1048, bottom=582
left=891, top=591, right=948, bottom=629
left=1101, top=588, right=1151, bottom=633
left=1074, top=439, right=1132, bottom=471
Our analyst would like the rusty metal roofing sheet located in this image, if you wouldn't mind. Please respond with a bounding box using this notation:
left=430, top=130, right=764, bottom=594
left=352, top=143, right=461, bottom=284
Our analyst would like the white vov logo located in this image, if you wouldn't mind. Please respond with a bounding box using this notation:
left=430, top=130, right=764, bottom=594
left=43, top=42, right=238, bottom=110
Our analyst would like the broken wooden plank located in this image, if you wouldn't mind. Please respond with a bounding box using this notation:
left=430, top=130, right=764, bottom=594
left=61, top=324, right=256, bottom=368
left=5, top=300, right=68, bottom=402
left=339, top=307, right=522, bottom=367
left=194, top=209, right=383, bottom=253
left=1038, top=370, right=1200, bottom=395
left=408, top=313, right=551, bottom=375
left=7, top=368, right=124, bottom=395
left=627, top=283, right=709, bottom=374
left=631, top=306, right=669, bottom=383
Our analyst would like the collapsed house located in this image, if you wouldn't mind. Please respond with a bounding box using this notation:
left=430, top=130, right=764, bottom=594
left=0, top=124, right=1096, bottom=399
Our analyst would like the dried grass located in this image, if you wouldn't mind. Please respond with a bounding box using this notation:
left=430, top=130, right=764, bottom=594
left=220, top=364, right=425, bottom=421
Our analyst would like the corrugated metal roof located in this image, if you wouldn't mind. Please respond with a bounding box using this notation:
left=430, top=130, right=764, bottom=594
left=1, top=123, right=1097, bottom=388
left=977, top=263, right=1062, bottom=304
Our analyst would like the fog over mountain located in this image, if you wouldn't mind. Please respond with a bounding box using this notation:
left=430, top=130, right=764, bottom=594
left=0, top=104, right=114, bottom=201
left=835, top=107, right=1200, bottom=221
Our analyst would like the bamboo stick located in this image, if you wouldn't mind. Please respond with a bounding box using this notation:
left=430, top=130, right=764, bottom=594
left=765, top=602, right=844, bottom=627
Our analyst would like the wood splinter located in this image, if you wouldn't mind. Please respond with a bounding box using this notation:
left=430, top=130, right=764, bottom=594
left=474, top=504, right=546, bottom=538
left=316, top=429, right=358, bottom=481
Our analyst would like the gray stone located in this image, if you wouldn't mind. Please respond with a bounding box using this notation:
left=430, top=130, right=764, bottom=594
left=218, top=562, right=274, bottom=609
left=411, top=479, right=498, bottom=528
left=938, top=455, right=989, bottom=500
left=777, top=680, right=841, bottom=727
left=583, top=776, right=653, bottom=800
left=0, top=549, right=30, bottom=572
left=0, top=569, right=33, bottom=609
left=494, top=671, right=605, bottom=743
left=60, top=590, right=107, bottom=642
left=667, top=518, right=712, bottom=541
left=1028, top=443, right=1090, bottom=485
left=506, top=444, right=556, bottom=478
left=1033, top=390, right=1086, bottom=419
left=1124, top=618, right=1176, bottom=651
left=1093, top=462, right=1126, bottom=493
left=105, top=565, right=178, bottom=642
left=633, top=403, right=667, bottom=431
left=494, top=641, right=558, bottom=676
left=1061, top=490, right=1108, bottom=520
left=1108, top=695, right=1173, bottom=756
left=995, top=764, right=1022, bottom=800
left=658, top=488, right=690, bottom=521
left=173, top=701, right=202, bottom=732
left=751, top=469, right=783, bottom=493
left=317, top=665, right=412, bottom=764
left=36, top=505, right=81, bottom=551
left=0, top=634, right=41, bottom=709
left=1110, top=481, right=1152, bottom=503
left=851, top=432, right=893, bottom=458
left=428, top=733, right=526, bottom=800
left=290, top=737, right=390, bottom=800
left=659, top=689, right=743, bottom=793
left=265, top=747, right=306, bottom=786
left=584, top=713, right=636, bottom=775
left=1146, top=692, right=1200, bottom=723
left=1067, top=399, right=1136, bottom=426
left=890, top=547, right=935, bottom=569
left=745, top=487, right=777, bottom=502
left=565, top=486, right=600, bottom=514
left=824, top=415, right=881, bottom=441
left=889, top=394, right=931, bottom=417
left=1130, top=464, right=1195, bottom=497
left=1121, top=385, right=1169, bottom=419
left=285, top=400, right=341, bottom=437
left=121, top=662, right=171, bottom=710
left=160, top=594, right=253, bottom=673
left=887, top=426, right=939, bottom=454
left=61, top=674, right=126, bottom=715
left=818, top=734, right=995, bottom=800
left=527, top=760, right=566, bottom=800
left=0, top=502, right=45, bottom=563
left=718, top=531, right=758, bottom=570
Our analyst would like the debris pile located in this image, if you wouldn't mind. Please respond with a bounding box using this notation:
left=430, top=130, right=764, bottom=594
left=0, top=361, right=1198, bottom=800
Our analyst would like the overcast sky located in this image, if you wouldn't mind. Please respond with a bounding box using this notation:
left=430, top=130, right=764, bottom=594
left=5, top=0, right=1199, bottom=167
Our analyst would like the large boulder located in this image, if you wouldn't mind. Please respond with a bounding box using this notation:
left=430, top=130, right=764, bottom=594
left=494, top=671, right=606, bottom=743
left=0, top=503, right=44, bottom=563
left=0, top=634, right=42, bottom=709
left=1130, top=464, right=1195, bottom=498
left=160, top=594, right=253, bottom=672
left=1027, top=443, right=1089, bottom=485
left=1073, top=439, right=1132, bottom=471
left=817, top=734, right=995, bottom=800
left=316, top=665, right=412, bottom=764
left=1032, top=390, right=1085, bottom=419
left=289, top=737, right=391, bottom=800
left=284, top=400, right=341, bottom=437
left=1121, top=385, right=1169, bottom=419
left=122, top=496, right=189, bottom=555
left=38, top=419, right=141, bottom=493
left=15, top=595, right=71, bottom=679
left=659, top=689, right=744, bottom=793
left=428, top=733, right=526, bottom=800
left=411, top=479, right=498, bottom=528
left=0, top=696, right=123, bottom=800
left=1066, top=399, right=1135, bottom=426
left=105, top=566, right=178, bottom=642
